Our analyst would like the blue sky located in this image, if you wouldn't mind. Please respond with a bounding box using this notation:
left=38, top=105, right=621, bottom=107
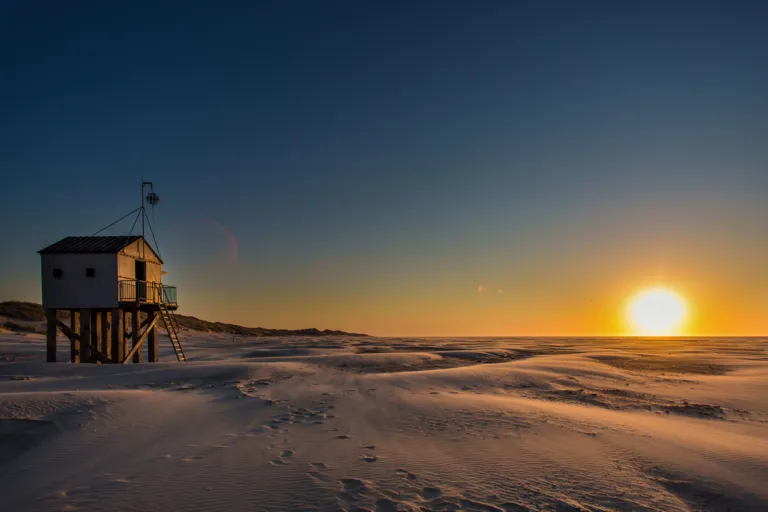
left=2, top=1, right=767, bottom=335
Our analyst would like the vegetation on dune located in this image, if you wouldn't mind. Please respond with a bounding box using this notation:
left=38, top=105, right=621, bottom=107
left=2, top=321, right=44, bottom=334
left=0, top=301, right=47, bottom=322
left=172, top=314, right=367, bottom=337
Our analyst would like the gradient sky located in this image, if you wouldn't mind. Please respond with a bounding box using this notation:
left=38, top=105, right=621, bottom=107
left=2, top=1, right=767, bottom=336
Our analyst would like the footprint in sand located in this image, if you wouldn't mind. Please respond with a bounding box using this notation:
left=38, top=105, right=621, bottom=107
left=270, top=459, right=289, bottom=466
left=362, top=445, right=376, bottom=450
left=310, top=462, right=329, bottom=470
left=335, top=434, right=350, bottom=440
left=375, top=498, right=399, bottom=512
left=340, top=478, right=368, bottom=492
left=361, top=454, right=378, bottom=462
left=395, top=468, right=417, bottom=480
left=420, top=487, right=442, bottom=500
left=280, top=449, right=294, bottom=458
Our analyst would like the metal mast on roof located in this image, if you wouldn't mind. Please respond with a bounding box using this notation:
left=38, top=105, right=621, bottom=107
left=141, top=180, right=145, bottom=259
left=91, top=181, right=162, bottom=261
left=142, top=181, right=161, bottom=260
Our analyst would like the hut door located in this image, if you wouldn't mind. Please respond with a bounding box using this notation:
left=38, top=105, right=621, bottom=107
left=135, top=260, right=147, bottom=300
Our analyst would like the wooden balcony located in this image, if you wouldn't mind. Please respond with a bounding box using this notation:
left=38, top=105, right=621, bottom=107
left=119, top=280, right=178, bottom=308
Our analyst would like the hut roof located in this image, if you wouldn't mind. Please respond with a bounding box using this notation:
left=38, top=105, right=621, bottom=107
left=38, top=236, right=162, bottom=263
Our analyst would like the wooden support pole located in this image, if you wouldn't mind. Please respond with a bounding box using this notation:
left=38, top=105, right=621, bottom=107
left=122, top=310, right=130, bottom=351
left=90, top=311, right=101, bottom=364
left=57, top=321, right=79, bottom=342
left=132, top=308, right=141, bottom=363
left=56, top=321, right=112, bottom=364
left=86, top=345, right=112, bottom=364
left=46, top=309, right=57, bottom=362
left=111, top=309, right=124, bottom=363
left=101, top=310, right=110, bottom=359
left=80, top=309, right=91, bottom=363
left=147, top=310, right=158, bottom=363
left=122, top=311, right=129, bottom=360
left=70, top=310, right=80, bottom=363
left=122, top=314, right=159, bottom=364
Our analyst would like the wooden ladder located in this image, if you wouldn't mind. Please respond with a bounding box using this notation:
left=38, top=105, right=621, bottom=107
left=159, top=303, right=187, bottom=362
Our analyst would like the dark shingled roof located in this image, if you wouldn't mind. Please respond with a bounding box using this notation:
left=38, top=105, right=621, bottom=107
left=38, top=236, right=160, bottom=261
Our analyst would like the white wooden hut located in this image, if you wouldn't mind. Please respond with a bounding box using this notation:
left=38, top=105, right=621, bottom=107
left=38, top=235, right=184, bottom=364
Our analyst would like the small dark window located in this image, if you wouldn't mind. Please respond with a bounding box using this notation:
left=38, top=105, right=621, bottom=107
left=53, top=268, right=63, bottom=279
left=86, top=267, right=95, bottom=278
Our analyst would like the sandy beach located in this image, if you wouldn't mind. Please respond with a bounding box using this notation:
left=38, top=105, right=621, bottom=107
left=1, top=332, right=766, bottom=511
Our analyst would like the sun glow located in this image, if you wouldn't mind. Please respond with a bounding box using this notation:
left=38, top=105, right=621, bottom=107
left=627, top=287, right=687, bottom=335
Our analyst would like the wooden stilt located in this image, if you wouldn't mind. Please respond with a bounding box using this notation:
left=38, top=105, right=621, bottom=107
left=46, top=309, right=57, bottom=362
left=123, top=310, right=130, bottom=352
left=101, top=310, right=111, bottom=359
left=147, top=310, right=158, bottom=362
left=121, top=313, right=160, bottom=364
left=111, top=309, right=124, bottom=363
left=123, top=312, right=129, bottom=359
left=132, top=308, right=141, bottom=363
left=57, top=319, right=111, bottom=364
left=45, top=304, right=178, bottom=365
left=90, top=311, right=101, bottom=364
left=79, top=309, right=91, bottom=363
left=70, top=310, right=80, bottom=363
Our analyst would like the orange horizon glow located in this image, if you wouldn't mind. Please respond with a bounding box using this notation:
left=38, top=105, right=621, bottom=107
left=164, top=276, right=766, bottom=337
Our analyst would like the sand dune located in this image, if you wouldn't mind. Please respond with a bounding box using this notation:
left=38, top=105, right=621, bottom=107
left=1, top=333, right=767, bottom=511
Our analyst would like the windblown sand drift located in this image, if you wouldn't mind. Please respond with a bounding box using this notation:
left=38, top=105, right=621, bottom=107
left=1, top=333, right=767, bottom=511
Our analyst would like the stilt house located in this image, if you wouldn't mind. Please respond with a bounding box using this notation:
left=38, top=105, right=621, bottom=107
left=38, top=212, right=186, bottom=364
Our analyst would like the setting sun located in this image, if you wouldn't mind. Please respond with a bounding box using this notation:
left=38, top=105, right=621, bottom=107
left=627, top=288, right=687, bottom=335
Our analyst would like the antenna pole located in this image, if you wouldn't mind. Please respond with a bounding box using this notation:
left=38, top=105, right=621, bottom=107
left=141, top=181, right=145, bottom=259
left=141, top=181, right=156, bottom=261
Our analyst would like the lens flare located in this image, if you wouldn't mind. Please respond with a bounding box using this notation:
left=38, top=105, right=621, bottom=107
left=200, top=217, right=239, bottom=265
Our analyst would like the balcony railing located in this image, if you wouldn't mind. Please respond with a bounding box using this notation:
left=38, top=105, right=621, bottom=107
left=119, top=280, right=178, bottom=306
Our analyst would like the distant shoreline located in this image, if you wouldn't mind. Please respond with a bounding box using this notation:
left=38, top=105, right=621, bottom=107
left=0, top=301, right=368, bottom=337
